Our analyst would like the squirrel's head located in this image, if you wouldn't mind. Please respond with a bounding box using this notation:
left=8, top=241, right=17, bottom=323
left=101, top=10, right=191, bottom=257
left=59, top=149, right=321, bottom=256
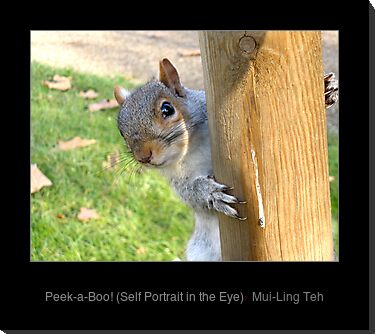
left=115, top=58, right=190, bottom=168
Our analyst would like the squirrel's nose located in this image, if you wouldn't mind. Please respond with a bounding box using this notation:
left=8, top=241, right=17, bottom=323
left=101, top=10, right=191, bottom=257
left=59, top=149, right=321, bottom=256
left=137, top=151, right=152, bottom=164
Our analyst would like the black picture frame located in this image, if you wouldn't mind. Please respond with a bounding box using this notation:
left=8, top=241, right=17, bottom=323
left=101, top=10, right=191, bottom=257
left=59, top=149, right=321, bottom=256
left=1, top=1, right=372, bottom=331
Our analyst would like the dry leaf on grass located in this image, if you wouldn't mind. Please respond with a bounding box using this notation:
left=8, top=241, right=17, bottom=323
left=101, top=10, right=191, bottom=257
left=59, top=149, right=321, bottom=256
left=58, top=136, right=96, bottom=151
left=31, top=164, right=52, bottom=194
left=136, top=246, right=147, bottom=255
left=79, top=89, right=99, bottom=99
left=102, top=150, right=121, bottom=170
left=43, top=74, right=72, bottom=91
left=56, top=213, right=68, bottom=224
left=88, top=99, right=118, bottom=112
left=77, top=208, right=99, bottom=222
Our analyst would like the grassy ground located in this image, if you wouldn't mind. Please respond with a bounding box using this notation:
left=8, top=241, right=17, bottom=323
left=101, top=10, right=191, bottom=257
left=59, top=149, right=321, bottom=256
left=31, top=62, right=194, bottom=261
left=31, top=62, right=339, bottom=261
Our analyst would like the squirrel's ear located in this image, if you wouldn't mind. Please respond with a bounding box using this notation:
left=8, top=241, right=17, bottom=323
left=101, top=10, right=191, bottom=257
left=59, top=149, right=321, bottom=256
left=114, top=86, right=130, bottom=105
left=159, top=58, right=186, bottom=97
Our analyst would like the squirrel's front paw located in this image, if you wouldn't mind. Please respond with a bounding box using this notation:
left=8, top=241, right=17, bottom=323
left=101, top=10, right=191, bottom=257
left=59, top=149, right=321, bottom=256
left=324, top=72, right=338, bottom=108
left=206, top=176, right=247, bottom=220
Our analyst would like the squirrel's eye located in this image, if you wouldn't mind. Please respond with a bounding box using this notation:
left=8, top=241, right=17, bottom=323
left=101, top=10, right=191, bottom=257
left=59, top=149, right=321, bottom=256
left=161, top=102, right=175, bottom=118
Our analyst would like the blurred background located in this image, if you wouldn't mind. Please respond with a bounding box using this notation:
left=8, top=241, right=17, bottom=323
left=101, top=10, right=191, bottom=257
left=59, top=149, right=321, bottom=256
left=31, top=31, right=339, bottom=261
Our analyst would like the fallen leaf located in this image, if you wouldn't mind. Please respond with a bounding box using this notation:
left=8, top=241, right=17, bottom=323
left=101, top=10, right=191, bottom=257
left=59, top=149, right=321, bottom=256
left=43, top=74, right=72, bottom=91
left=178, top=49, right=201, bottom=57
left=79, top=89, right=99, bottom=99
left=58, top=136, right=96, bottom=151
left=77, top=208, right=99, bottom=222
left=31, top=164, right=52, bottom=194
left=53, top=74, right=69, bottom=82
left=88, top=99, right=118, bottom=112
left=102, top=150, right=121, bottom=170
left=136, top=246, right=147, bottom=255
left=56, top=213, right=68, bottom=224
left=329, top=176, right=335, bottom=182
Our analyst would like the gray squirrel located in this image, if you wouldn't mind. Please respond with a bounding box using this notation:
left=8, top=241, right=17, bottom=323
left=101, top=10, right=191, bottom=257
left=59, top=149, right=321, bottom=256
left=114, top=58, right=338, bottom=261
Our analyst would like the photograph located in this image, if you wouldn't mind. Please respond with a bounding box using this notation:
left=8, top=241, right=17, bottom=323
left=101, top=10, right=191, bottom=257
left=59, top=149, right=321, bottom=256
left=30, top=30, right=339, bottom=262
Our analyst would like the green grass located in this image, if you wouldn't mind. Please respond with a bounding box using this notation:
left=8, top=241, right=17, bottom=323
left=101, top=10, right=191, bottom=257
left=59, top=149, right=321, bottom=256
left=31, top=62, right=339, bottom=261
left=328, top=131, right=339, bottom=256
left=31, top=62, right=194, bottom=261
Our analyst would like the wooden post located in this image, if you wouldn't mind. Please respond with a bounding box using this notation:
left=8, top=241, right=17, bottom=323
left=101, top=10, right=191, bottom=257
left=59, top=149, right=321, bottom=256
left=198, top=31, right=333, bottom=261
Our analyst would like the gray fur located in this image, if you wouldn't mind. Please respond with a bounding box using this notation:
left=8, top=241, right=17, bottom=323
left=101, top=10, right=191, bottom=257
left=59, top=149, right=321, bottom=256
left=118, top=81, right=170, bottom=141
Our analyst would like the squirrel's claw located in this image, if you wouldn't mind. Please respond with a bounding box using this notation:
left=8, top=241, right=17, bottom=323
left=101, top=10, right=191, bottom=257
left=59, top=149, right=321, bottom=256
left=207, top=175, right=247, bottom=220
left=212, top=201, right=234, bottom=216
left=211, top=197, right=247, bottom=221
left=324, top=72, right=339, bottom=108
left=207, top=177, right=248, bottom=221
left=324, top=72, right=334, bottom=81
left=213, top=191, right=239, bottom=204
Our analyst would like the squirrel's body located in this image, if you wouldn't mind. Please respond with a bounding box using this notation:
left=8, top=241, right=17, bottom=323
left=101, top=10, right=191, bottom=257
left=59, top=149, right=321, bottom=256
left=156, top=88, right=222, bottom=260
left=114, top=58, right=338, bottom=262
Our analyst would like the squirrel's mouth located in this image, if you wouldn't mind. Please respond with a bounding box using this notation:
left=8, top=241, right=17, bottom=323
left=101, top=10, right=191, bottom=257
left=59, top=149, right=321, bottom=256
left=145, top=161, right=166, bottom=168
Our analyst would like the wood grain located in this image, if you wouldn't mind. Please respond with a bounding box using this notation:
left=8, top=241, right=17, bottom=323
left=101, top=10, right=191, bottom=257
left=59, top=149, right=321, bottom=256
left=199, top=31, right=333, bottom=261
